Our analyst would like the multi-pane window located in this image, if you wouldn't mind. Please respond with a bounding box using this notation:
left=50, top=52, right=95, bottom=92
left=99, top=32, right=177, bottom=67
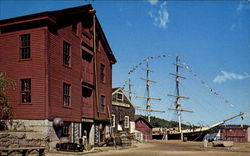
left=63, top=83, right=71, bottom=106
left=112, top=114, right=115, bottom=128
left=20, top=34, right=30, bottom=59
left=124, top=116, right=129, bottom=128
left=100, top=64, right=105, bottom=82
left=100, top=95, right=105, bottom=112
left=21, top=79, right=31, bottom=103
left=63, top=41, right=71, bottom=66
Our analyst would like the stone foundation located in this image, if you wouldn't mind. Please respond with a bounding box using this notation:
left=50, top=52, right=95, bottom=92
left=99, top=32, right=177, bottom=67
left=1, top=119, right=114, bottom=150
left=0, top=132, right=48, bottom=148
left=3, top=119, right=59, bottom=150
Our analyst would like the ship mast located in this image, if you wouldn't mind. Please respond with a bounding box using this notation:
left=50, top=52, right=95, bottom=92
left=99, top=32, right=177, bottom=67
left=137, top=61, right=164, bottom=123
left=168, top=56, right=192, bottom=141
left=126, top=75, right=134, bottom=100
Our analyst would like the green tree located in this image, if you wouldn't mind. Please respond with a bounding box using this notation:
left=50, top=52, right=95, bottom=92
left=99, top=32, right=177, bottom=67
left=0, top=71, right=16, bottom=130
left=136, top=114, right=191, bottom=129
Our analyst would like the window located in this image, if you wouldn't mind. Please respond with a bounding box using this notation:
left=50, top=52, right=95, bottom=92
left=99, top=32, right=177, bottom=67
left=82, top=50, right=93, bottom=62
left=61, top=122, right=70, bottom=137
left=124, top=116, right=129, bottom=128
left=63, top=83, right=71, bottom=106
left=20, top=34, right=30, bottom=59
left=116, top=92, right=123, bottom=102
left=82, top=86, right=92, bottom=97
left=100, top=64, right=105, bottom=82
left=100, top=95, right=105, bottom=112
left=63, top=41, right=71, bottom=66
left=72, top=22, right=77, bottom=34
left=21, top=79, right=31, bottom=103
left=112, top=114, right=115, bottom=128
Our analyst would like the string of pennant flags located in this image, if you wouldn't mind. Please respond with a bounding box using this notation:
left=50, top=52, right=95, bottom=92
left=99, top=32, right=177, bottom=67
left=122, top=53, right=239, bottom=111
left=122, top=54, right=177, bottom=89
left=178, top=59, right=237, bottom=109
left=127, top=54, right=176, bottom=75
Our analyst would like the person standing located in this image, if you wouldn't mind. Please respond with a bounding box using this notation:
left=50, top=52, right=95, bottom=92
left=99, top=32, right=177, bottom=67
left=203, top=133, right=209, bottom=147
left=82, top=130, right=88, bottom=151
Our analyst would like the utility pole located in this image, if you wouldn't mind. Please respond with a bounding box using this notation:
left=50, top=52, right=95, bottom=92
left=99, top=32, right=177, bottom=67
left=168, top=56, right=192, bottom=141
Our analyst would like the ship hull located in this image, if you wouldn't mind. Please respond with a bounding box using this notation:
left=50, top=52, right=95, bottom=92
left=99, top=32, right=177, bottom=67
left=153, top=131, right=208, bottom=141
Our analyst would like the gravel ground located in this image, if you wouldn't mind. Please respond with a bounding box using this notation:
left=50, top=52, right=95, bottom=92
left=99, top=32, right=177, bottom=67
left=47, top=140, right=250, bottom=156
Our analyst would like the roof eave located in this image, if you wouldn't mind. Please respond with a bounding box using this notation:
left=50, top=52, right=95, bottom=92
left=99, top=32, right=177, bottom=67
left=95, top=17, right=117, bottom=64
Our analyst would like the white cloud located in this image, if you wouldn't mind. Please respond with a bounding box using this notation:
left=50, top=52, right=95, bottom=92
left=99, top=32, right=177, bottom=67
left=148, top=0, right=158, bottom=5
left=237, top=3, right=244, bottom=12
left=230, top=24, right=236, bottom=31
left=236, top=2, right=250, bottom=13
left=213, top=71, right=250, bottom=84
left=126, top=21, right=132, bottom=27
left=148, top=1, right=169, bottom=29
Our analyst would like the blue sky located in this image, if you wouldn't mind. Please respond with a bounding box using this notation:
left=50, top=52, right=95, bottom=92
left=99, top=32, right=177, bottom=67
left=1, top=0, right=249, bottom=126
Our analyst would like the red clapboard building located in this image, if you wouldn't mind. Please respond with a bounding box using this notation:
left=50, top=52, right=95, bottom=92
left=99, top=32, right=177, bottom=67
left=0, top=4, right=116, bottom=147
left=135, top=117, right=153, bottom=140
left=222, top=125, right=249, bottom=143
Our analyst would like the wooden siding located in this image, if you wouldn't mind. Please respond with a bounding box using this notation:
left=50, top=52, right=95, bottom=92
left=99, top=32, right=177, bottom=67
left=95, top=36, right=112, bottom=120
left=135, top=119, right=152, bottom=140
left=47, top=19, right=113, bottom=122
left=47, top=23, right=82, bottom=122
left=222, top=127, right=248, bottom=143
left=0, top=5, right=115, bottom=124
left=112, top=89, right=135, bottom=133
left=112, top=105, right=135, bottom=133
left=0, top=27, right=47, bottom=119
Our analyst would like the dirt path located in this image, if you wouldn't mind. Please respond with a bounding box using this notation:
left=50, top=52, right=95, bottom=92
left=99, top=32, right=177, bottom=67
left=48, top=140, right=250, bottom=156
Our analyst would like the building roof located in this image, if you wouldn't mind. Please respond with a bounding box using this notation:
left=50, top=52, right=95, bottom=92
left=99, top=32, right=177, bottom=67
left=0, top=4, right=116, bottom=64
left=112, top=87, right=120, bottom=93
left=112, top=87, right=135, bottom=108
left=0, top=5, right=89, bottom=23
left=135, top=117, right=153, bottom=129
left=222, top=125, right=249, bottom=129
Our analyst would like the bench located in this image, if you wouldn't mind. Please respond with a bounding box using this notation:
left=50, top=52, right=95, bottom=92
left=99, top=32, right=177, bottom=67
left=0, top=146, right=45, bottom=156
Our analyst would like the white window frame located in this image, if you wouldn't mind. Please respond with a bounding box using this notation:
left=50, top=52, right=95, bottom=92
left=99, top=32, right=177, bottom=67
left=116, top=92, right=123, bottom=102
left=112, top=114, right=115, bottom=128
left=124, top=116, right=129, bottom=128
left=63, top=83, right=71, bottom=107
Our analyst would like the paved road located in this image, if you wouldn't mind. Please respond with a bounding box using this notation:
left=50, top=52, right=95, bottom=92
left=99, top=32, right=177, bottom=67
left=48, top=140, right=250, bottom=156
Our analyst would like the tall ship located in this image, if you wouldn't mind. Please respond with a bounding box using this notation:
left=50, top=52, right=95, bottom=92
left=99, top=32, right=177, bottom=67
left=165, top=56, right=244, bottom=141
left=125, top=55, right=244, bottom=141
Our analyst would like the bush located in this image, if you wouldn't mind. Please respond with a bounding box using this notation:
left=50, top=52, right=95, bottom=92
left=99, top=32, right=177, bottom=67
left=0, top=71, right=16, bottom=131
